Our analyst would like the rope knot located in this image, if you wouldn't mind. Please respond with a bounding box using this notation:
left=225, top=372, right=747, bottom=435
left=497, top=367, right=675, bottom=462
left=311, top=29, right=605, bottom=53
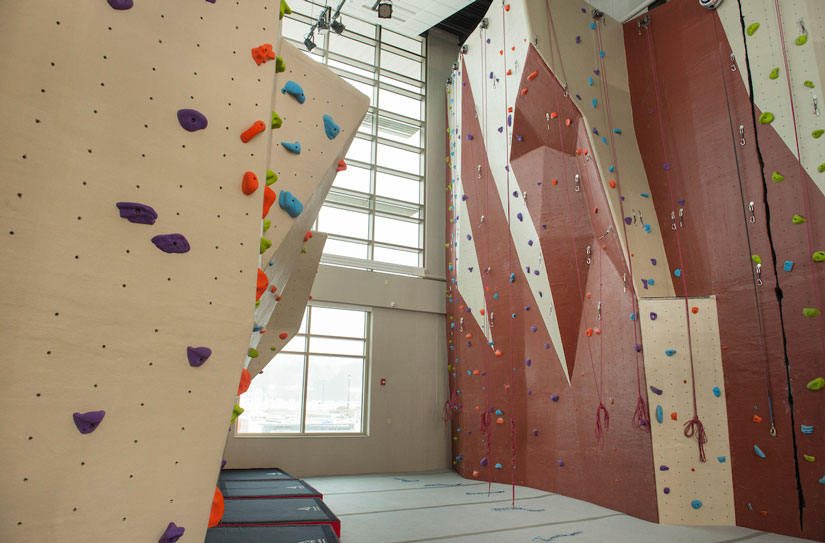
left=594, top=402, right=610, bottom=446
left=683, top=415, right=708, bottom=463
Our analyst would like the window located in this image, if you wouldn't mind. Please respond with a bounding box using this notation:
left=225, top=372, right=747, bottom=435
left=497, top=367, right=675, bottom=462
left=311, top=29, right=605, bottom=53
left=237, top=304, right=370, bottom=435
left=282, top=8, right=426, bottom=276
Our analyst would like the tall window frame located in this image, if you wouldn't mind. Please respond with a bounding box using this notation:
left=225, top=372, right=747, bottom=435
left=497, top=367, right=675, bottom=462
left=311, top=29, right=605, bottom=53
left=281, top=6, right=427, bottom=277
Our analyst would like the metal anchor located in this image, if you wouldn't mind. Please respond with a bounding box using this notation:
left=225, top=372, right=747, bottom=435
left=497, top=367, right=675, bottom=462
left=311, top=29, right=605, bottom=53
left=679, top=208, right=684, bottom=228
left=575, top=174, right=581, bottom=192
left=563, top=84, right=569, bottom=98
left=756, top=263, right=763, bottom=286
left=597, top=301, right=602, bottom=320
left=671, top=211, right=677, bottom=231
left=586, top=245, right=592, bottom=265
left=480, top=215, right=485, bottom=227
left=800, top=18, right=807, bottom=36
left=748, top=201, right=755, bottom=223
left=739, top=125, right=745, bottom=146
left=598, top=225, right=613, bottom=240
left=460, top=317, right=464, bottom=332
left=730, top=53, right=737, bottom=72
left=814, top=95, right=820, bottom=117
left=546, top=112, right=551, bottom=131
left=489, top=312, right=494, bottom=328
left=623, top=273, right=627, bottom=293
left=632, top=210, right=637, bottom=225
left=477, top=164, right=482, bottom=178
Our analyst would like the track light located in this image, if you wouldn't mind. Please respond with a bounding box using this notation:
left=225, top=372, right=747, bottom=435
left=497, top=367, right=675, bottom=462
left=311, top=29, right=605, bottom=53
left=317, top=6, right=332, bottom=30
left=376, top=0, right=392, bottom=19
left=330, top=18, right=345, bottom=34
left=304, top=32, right=317, bottom=51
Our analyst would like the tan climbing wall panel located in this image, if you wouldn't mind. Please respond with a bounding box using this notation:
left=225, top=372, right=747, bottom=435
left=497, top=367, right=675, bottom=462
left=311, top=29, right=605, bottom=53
left=249, top=39, right=370, bottom=360
left=0, top=2, right=280, bottom=543
left=717, top=0, right=825, bottom=194
left=247, top=232, right=326, bottom=377
left=639, top=297, right=734, bottom=526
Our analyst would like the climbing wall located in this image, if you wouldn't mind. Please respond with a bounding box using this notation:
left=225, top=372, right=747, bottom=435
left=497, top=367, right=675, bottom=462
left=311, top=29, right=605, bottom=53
left=639, top=297, right=734, bottom=525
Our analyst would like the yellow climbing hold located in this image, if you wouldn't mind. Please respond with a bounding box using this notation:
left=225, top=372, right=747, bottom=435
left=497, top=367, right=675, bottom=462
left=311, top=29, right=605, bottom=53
left=751, top=255, right=762, bottom=264
left=759, top=112, right=774, bottom=124
left=813, top=129, right=824, bottom=139
left=772, top=171, right=785, bottom=182
left=814, top=251, right=825, bottom=262
left=807, top=377, right=824, bottom=391
left=260, top=237, right=272, bottom=254
left=796, top=34, right=808, bottom=46
left=263, top=219, right=271, bottom=232
left=805, top=81, right=815, bottom=89
left=769, top=68, right=779, bottom=80
left=747, top=22, right=760, bottom=36
left=248, top=348, right=259, bottom=358
left=803, top=455, right=815, bottom=462
left=803, top=308, right=821, bottom=318
left=819, top=163, right=825, bottom=173
left=266, top=170, right=278, bottom=185
left=793, top=214, right=807, bottom=224
left=279, top=0, right=292, bottom=20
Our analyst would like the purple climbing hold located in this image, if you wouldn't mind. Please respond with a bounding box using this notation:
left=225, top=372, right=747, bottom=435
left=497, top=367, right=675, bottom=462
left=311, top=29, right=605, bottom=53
left=462, top=195, right=468, bottom=200
left=177, top=109, right=208, bottom=132
left=594, top=69, right=600, bottom=76
left=159, top=522, right=185, bottom=543
left=530, top=326, right=537, bottom=332
left=108, top=0, right=134, bottom=9
left=221, top=459, right=227, bottom=469
left=466, top=134, right=473, bottom=141
left=513, top=191, right=519, bottom=197
left=533, top=429, right=539, bottom=436
left=679, top=199, right=685, bottom=206
left=516, top=212, right=523, bottom=222
left=624, top=217, right=632, bottom=225
left=526, top=359, right=532, bottom=367
left=663, top=487, right=670, bottom=494
left=633, top=343, right=642, bottom=352
left=517, top=135, right=523, bottom=142
left=650, top=312, right=657, bottom=320
left=489, top=72, right=494, bottom=79
left=116, top=202, right=158, bottom=225
left=187, top=346, right=212, bottom=367
left=651, top=258, right=657, bottom=265
left=151, top=234, right=190, bottom=254
left=551, top=394, right=559, bottom=402
left=73, top=410, right=105, bottom=434
left=507, top=114, right=512, bottom=127
left=642, top=279, right=649, bottom=289
left=650, top=386, right=663, bottom=395
left=480, top=457, right=488, bottom=467
left=592, top=127, right=600, bottom=135
left=576, top=36, right=581, bottom=44
left=557, top=460, right=565, bottom=467
left=528, top=240, right=533, bottom=246
left=498, top=126, right=504, bottom=133
left=487, top=38, right=491, bottom=44
left=659, top=465, right=669, bottom=471
left=206, top=0, right=216, bottom=3
left=663, top=163, right=671, bottom=170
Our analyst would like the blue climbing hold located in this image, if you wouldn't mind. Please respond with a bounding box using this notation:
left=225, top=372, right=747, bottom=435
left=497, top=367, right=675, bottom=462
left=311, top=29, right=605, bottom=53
left=609, top=166, right=615, bottom=172
left=590, top=22, right=596, bottom=29
left=640, top=193, right=649, bottom=198
left=784, top=260, right=794, bottom=272
left=323, top=114, right=340, bottom=139
left=630, top=313, right=637, bottom=321
left=644, top=224, right=651, bottom=233
left=281, top=141, right=301, bottom=154
left=691, top=500, right=703, bottom=510
left=495, top=409, right=503, bottom=415
left=588, top=77, right=594, bottom=86
left=665, top=349, right=676, bottom=357
left=592, top=99, right=598, bottom=108
left=613, top=128, right=622, bottom=134
left=717, top=456, right=726, bottom=463
left=278, top=190, right=303, bottom=218
left=495, top=463, right=503, bottom=469
left=656, top=405, right=663, bottom=424
left=510, top=273, right=515, bottom=283
left=281, top=80, right=306, bottom=103
left=712, top=386, right=721, bottom=397
left=801, top=425, right=814, bottom=434
left=674, top=269, right=682, bottom=277
left=754, top=444, right=766, bottom=458
left=648, top=279, right=655, bottom=286
left=601, top=136, right=608, bottom=145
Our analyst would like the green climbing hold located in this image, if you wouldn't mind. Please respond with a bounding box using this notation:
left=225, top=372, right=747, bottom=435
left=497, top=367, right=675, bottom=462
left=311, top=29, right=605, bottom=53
left=279, top=0, right=292, bottom=20
left=271, top=111, right=282, bottom=129
left=275, top=56, right=286, bottom=73
left=805, top=81, right=815, bottom=89
left=760, top=112, right=775, bottom=124
left=263, top=219, right=271, bottom=232
left=813, top=251, right=825, bottom=262
left=255, top=300, right=261, bottom=308
left=747, top=22, right=760, bottom=36
left=803, top=308, right=821, bottom=318
left=772, top=171, right=785, bottom=182
left=248, top=348, right=259, bottom=358
left=793, top=214, right=807, bottom=224
left=751, top=255, right=762, bottom=264
left=796, top=34, right=808, bottom=46
left=769, top=67, right=779, bottom=80
left=803, top=455, right=815, bottom=462
left=260, top=237, right=272, bottom=254
left=819, top=163, right=825, bottom=173
left=807, top=377, right=825, bottom=391
left=231, top=404, right=244, bottom=424
left=266, top=170, right=278, bottom=185
left=813, top=129, right=824, bottom=139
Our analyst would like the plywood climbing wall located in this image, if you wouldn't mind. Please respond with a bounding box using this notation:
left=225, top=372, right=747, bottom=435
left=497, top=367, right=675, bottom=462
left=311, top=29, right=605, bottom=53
left=639, top=297, right=734, bottom=526
left=0, top=2, right=285, bottom=542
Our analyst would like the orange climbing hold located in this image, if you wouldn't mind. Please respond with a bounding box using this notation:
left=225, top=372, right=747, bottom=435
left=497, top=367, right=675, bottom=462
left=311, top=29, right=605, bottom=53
left=208, top=487, right=225, bottom=528
left=565, top=118, right=572, bottom=126
left=609, top=180, right=617, bottom=188
left=586, top=328, right=593, bottom=337
left=303, top=231, right=314, bottom=242
left=506, top=69, right=512, bottom=76
left=504, top=384, right=510, bottom=390
left=527, top=71, right=538, bottom=81
left=262, top=186, right=276, bottom=218
left=505, top=4, right=510, bottom=11
left=473, top=370, right=481, bottom=375
left=496, top=417, right=504, bottom=424
left=552, top=179, right=558, bottom=185
left=337, top=159, right=347, bottom=171
left=550, top=112, right=558, bottom=119
left=465, top=333, right=473, bottom=339
left=480, top=308, right=485, bottom=315
left=241, top=120, right=266, bottom=143
left=586, top=292, right=591, bottom=299
left=494, top=349, right=503, bottom=357
left=276, top=295, right=282, bottom=301
left=583, top=149, right=589, bottom=155
left=670, top=412, right=677, bottom=421
left=242, top=171, right=259, bottom=195
left=753, top=415, right=762, bottom=423
left=473, top=470, right=480, bottom=478
left=593, top=207, right=599, bottom=214
left=256, top=269, right=268, bottom=301
left=238, top=369, right=252, bottom=395
left=691, top=307, right=699, bottom=314
left=251, top=43, right=276, bottom=66
left=521, top=88, right=528, bottom=96
left=576, top=149, right=582, bottom=156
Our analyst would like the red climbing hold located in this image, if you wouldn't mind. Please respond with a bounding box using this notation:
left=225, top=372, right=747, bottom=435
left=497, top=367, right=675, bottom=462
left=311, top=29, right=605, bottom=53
left=337, top=159, right=347, bottom=172
left=465, top=333, right=473, bottom=339
left=496, top=417, right=504, bottom=424
left=208, top=487, right=224, bottom=528
left=251, top=43, right=276, bottom=66
left=480, top=308, right=485, bottom=315
left=691, top=307, right=699, bottom=314
left=550, top=112, right=558, bottom=119
left=586, top=328, right=593, bottom=337
left=276, top=295, right=282, bottom=301
left=270, top=285, right=277, bottom=293
left=753, top=415, right=762, bottom=423
left=609, top=180, right=617, bottom=188
left=670, top=412, right=677, bottom=421
left=593, top=207, right=598, bottom=214
left=303, top=231, right=314, bottom=242
left=242, top=171, right=259, bottom=195
left=241, top=120, right=266, bottom=143
left=521, top=88, right=528, bottom=96
left=262, top=186, right=276, bottom=218
left=505, top=4, right=510, bottom=11
left=279, top=333, right=288, bottom=340
left=506, top=69, right=512, bottom=76
left=238, top=369, right=252, bottom=395
left=494, top=349, right=502, bottom=357
left=552, top=179, right=558, bottom=185
left=256, top=269, right=268, bottom=301
left=565, top=118, right=572, bottom=126
left=527, top=71, right=538, bottom=81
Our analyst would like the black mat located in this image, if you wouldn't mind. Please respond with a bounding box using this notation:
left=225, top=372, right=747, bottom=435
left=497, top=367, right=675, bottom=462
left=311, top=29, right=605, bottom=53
left=218, top=468, right=297, bottom=482
left=219, top=497, right=339, bottom=526
left=206, top=524, right=339, bottom=543
left=219, top=479, right=323, bottom=499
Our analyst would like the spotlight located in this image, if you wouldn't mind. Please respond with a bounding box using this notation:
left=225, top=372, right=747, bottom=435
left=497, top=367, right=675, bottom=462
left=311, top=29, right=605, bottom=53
left=317, top=6, right=332, bottom=30
left=376, top=0, right=392, bottom=19
left=330, top=18, right=346, bottom=34
left=304, top=32, right=317, bottom=51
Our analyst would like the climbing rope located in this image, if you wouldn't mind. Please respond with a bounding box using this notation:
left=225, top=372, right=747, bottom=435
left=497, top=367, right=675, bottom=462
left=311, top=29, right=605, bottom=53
left=643, top=18, right=707, bottom=462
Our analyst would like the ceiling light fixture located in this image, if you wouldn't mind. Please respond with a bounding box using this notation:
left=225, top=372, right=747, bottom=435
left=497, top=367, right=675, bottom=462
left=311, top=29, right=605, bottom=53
left=375, top=0, right=393, bottom=19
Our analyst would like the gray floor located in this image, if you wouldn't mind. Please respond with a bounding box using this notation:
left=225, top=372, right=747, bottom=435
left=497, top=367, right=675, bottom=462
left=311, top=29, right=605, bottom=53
left=303, top=470, right=815, bottom=543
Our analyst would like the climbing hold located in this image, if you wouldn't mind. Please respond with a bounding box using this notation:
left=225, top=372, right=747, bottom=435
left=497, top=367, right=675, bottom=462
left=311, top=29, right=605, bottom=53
left=107, top=0, right=133, bottom=9
left=588, top=77, right=594, bottom=86
left=230, top=404, right=244, bottom=424
left=656, top=405, right=663, bottom=424
left=712, top=386, right=721, bottom=397
left=818, top=163, right=825, bottom=173
left=674, top=269, right=682, bottom=277
left=751, top=254, right=762, bottom=264
left=275, top=56, right=286, bottom=73
left=609, top=180, right=616, bottom=188
left=116, top=202, right=158, bottom=225
left=187, top=346, right=212, bottom=367
left=281, top=141, right=301, bottom=154
left=260, top=237, right=272, bottom=254
left=241, top=120, right=266, bottom=143
left=663, top=488, right=670, bottom=494
left=807, top=377, right=825, bottom=391
left=691, top=500, right=703, bottom=510
left=659, top=465, right=669, bottom=471
left=754, top=444, right=767, bottom=458
left=242, top=172, right=259, bottom=195
left=820, top=476, right=825, bottom=485
left=533, top=429, right=538, bottom=436
left=238, top=369, right=252, bottom=396
left=72, top=410, right=105, bottom=434
left=262, top=186, right=276, bottom=218
left=641, top=193, right=649, bottom=198
left=509, top=273, right=515, bottom=283
left=592, top=99, right=598, bottom=108
left=521, top=88, right=528, bottom=96
left=813, top=251, right=825, bottom=262
left=278, top=191, right=303, bottom=218
left=151, top=234, right=190, bottom=254
left=746, top=22, right=760, bottom=36
left=796, top=35, right=808, bottom=46
left=494, top=350, right=503, bottom=357
left=803, top=308, right=821, bottom=318
left=650, top=312, right=658, bottom=320
left=650, top=386, right=663, bottom=395
left=251, top=43, right=276, bottom=66
left=516, top=212, right=523, bottom=222
left=271, top=111, right=283, bottom=130
left=209, top=487, right=225, bottom=528
left=804, top=455, right=815, bottom=462
left=813, top=129, right=824, bottom=139
left=337, top=159, right=348, bottom=171
left=801, top=425, right=814, bottom=434
left=256, top=269, right=268, bottom=300
left=158, top=522, right=185, bottom=543
left=665, top=349, right=677, bottom=357
left=759, top=112, right=774, bottom=124
left=494, top=463, right=503, bottom=469
left=323, top=114, right=340, bottom=140
left=281, top=81, right=306, bottom=104
left=769, top=67, right=779, bottom=80
left=527, top=71, right=538, bottom=81
left=248, top=348, right=259, bottom=359
left=670, top=412, right=678, bottom=421
left=551, top=395, right=559, bottom=402
left=590, top=22, right=596, bottom=30
left=793, top=214, right=806, bottom=224
left=266, top=170, right=278, bottom=186
left=753, top=415, right=763, bottom=423
left=177, top=109, right=208, bottom=132
left=771, top=171, right=785, bottom=182
left=480, top=457, right=488, bottom=467
left=691, top=307, right=699, bottom=314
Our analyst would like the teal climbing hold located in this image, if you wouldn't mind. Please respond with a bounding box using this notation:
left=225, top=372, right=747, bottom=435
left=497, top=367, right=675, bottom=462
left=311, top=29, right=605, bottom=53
left=641, top=193, right=649, bottom=198
left=754, top=444, right=766, bottom=458
left=691, top=500, right=703, bottom=510
left=510, top=273, right=515, bottom=283
left=796, top=34, right=808, bottom=46
left=656, top=404, right=663, bottom=424
left=609, top=166, right=615, bottom=172
left=813, top=129, right=824, bottom=139
left=613, top=128, right=622, bottom=134
left=323, top=114, right=340, bottom=140
left=665, top=349, right=677, bottom=357
left=674, top=269, right=682, bottom=277
left=717, top=456, right=726, bottom=463
left=784, top=261, right=794, bottom=272
left=759, top=112, right=774, bottom=124
left=820, top=476, right=825, bottom=485
left=769, top=67, right=779, bottom=80
left=713, top=386, right=721, bottom=397
left=592, top=99, right=598, bottom=108
left=281, top=80, right=306, bottom=103
left=281, top=141, right=301, bottom=154
left=588, top=77, right=594, bottom=86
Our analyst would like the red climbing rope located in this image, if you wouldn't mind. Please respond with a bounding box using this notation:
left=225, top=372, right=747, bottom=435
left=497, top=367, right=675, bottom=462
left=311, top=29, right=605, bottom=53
left=594, top=19, right=649, bottom=432
left=643, top=19, right=707, bottom=462
left=545, top=1, right=608, bottom=447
